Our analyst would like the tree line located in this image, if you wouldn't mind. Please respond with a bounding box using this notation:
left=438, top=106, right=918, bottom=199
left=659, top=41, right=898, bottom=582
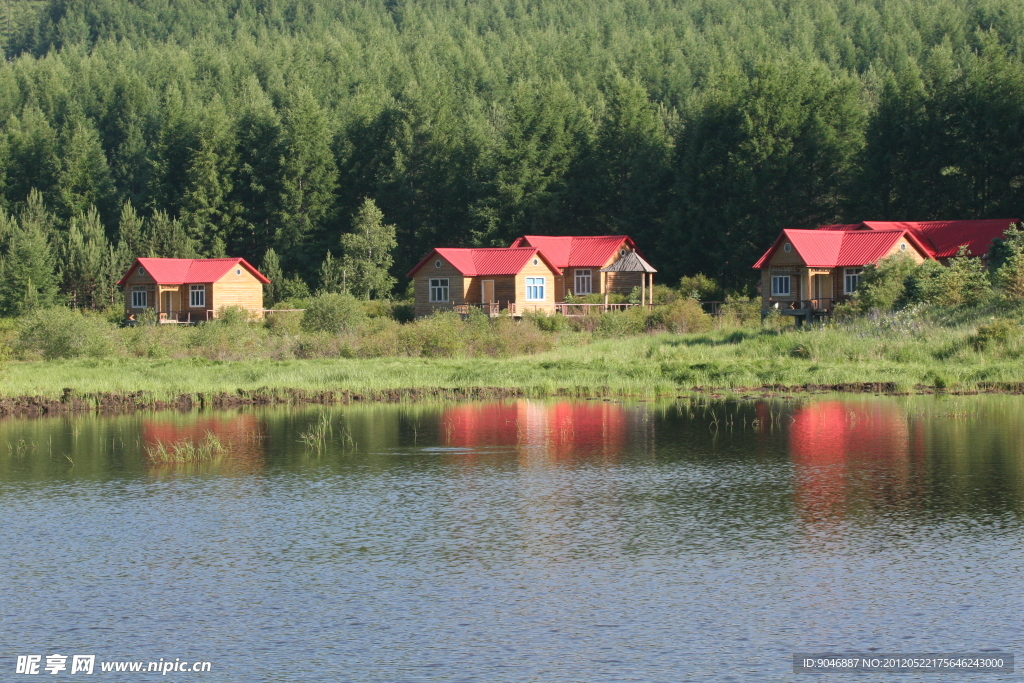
left=0, top=0, right=1022, bottom=314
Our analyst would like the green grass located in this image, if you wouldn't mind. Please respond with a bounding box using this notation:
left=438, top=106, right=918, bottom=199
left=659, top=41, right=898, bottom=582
left=4, top=313, right=1024, bottom=402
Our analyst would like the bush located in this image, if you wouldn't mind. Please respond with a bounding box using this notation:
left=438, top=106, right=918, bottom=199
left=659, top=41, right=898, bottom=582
left=402, top=311, right=465, bottom=357
left=718, top=294, right=761, bottom=327
left=264, top=310, right=303, bottom=336
left=648, top=298, right=713, bottom=333
left=853, top=253, right=921, bottom=312
left=679, top=273, right=722, bottom=301
left=915, top=247, right=992, bottom=307
left=972, top=319, right=1019, bottom=351
left=595, top=309, right=647, bottom=337
left=215, top=305, right=253, bottom=325
left=301, top=292, right=367, bottom=334
left=524, top=310, right=572, bottom=332
left=17, top=307, right=114, bottom=360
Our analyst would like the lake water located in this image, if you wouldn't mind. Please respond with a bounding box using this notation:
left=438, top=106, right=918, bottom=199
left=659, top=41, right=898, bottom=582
left=0, top=396, right=1021, bottom=682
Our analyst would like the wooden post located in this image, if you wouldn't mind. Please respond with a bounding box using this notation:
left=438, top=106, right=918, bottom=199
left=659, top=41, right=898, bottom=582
left=640, top=272, right=645, bottom=309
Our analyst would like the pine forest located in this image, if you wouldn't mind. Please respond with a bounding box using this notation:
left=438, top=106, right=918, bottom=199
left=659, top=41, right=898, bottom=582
left=0, top=0, right=1022, bottom=313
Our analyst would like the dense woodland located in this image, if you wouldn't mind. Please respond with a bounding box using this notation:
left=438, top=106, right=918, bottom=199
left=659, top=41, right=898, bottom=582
left=0, top=0, right=1022, bottom=315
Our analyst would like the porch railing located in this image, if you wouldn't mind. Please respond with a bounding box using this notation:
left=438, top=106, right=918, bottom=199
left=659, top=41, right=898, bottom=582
left=453, top=303, right=501, bottom=316
left=555, top=303, right=654, bottom=316
left=154, top=309, right=213, bottom=323
left=767, top=298, right=838, bottom=312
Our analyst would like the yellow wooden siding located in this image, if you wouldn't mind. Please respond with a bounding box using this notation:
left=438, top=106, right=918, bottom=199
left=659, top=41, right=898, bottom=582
left=211, top=267, right=265, bottom=317
left=514, top=258, right=558, bottom=313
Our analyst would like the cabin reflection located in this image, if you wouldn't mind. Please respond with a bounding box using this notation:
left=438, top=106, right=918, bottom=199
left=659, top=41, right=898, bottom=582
left=789, top=400, right=924, bottom=521
left=440, top=400, right=630, bottom=464
left=141, top=413, right=266, bottom=470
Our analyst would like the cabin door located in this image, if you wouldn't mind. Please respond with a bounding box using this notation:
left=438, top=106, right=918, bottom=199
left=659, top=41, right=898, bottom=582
left=812, top=274, right=823, bottom=301
left=482, top=280, right=495, bottom=304
left=162, top=291, right=172, bottom=315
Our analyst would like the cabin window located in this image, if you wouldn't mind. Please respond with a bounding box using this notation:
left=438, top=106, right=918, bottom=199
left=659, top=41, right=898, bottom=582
left=429, top=278, right=449, bottom=303
left=783, top=243, right=792, bottom=253
left=526, top=277, right=545, bottom=301
left=771, top=275, right=791, bottom=296
left=844, top=268, right=862, bottom=295
left=138, top=267, right=145, bottom=275
left=574, top=269, right=592, bottom=295
left=900, top=243, right=907, bottom=252
left=189, top=284, right=206, bottom=308
left=620, top=249, right=626, bottom=256
left=236, top=268, right=242, bottom=275
left=130, top=288, right=148, bottom=309
left=435, top=260, right=442, bottom=268
left=533, top=258, right=539, bottom=266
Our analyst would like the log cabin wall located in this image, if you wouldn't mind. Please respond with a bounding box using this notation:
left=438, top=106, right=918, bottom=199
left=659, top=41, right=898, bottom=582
left=413, top=257, right=465, bottom=318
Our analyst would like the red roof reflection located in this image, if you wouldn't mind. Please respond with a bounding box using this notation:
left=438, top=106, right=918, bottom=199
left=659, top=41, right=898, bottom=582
left=441, top=400, right=626, bottom=464
left=142, top=414, right=266, bottom=467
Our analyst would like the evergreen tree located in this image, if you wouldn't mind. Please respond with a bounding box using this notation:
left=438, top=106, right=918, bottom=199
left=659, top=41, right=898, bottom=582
left=261, top=247, right=284, bottom=306
left=0, top=191, right=58, bottom=315
left=61, top=206, right=109, bottom=309
left=275, top=88, right=337, bottom=272
left=117, top=200, right=145, bottom=257
left=145, top=209, right=197, bottom=258
left=179, top=98, right=239, bottom=257
left=55, top=120, right=116, bottom=225
left=339, top=198, right=397, bottom=299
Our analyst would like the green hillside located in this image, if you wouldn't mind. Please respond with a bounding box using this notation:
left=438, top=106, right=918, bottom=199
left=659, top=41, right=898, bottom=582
left=0, top=0, right=1022, bottom=311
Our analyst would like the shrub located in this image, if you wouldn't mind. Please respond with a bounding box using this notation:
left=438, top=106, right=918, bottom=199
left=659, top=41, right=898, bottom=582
left=523, top=310, right=571, bottom=332
left=679, top=273, right=722, bottom=301
left=215, top=305, right=253, bottom=325
left=915, top=247, right=992, bottom=307
left=648, top=298, right=713, bottom=333
left=17, top=307, right=114, bottom=360
left=301, top=292, right=367, bottom=334
left=718, top=294, right=761, bottom=328
left=595, top=309, right=647, bottom=337
left=972, top=319, right=1018, bottom=351
left=264, top=310, right=303, bottom=336
left=403, top=312, right=465, bottom=357
left=853, top=253, right=920, bottom=312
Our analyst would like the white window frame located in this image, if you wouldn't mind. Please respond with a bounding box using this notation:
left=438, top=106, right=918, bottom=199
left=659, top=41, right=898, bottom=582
left=429, top=278, right=449, bottom=303
left=574, top=269, right=592, bottom=295
left=131, top=288, right=148, bottom=309
left=771, top=275, right=791, bottom=296
left=844, top=268, right=862, bottom=295
left=189, top=284, right=206, bottom=308
left=526, top=277, right=545, bottom=301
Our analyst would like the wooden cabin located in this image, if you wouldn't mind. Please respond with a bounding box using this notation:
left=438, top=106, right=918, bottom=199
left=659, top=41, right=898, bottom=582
left=509, top=235, right=654, bottom=303
left=117, top=257, right=270, bottom=322
left=407, top=247, right=561, bottom=318
left=753, top=219, right=1020, bottom=318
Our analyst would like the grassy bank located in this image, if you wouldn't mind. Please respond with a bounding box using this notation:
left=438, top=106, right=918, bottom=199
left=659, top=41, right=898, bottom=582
left=3, top=310, right=1024, bottom=404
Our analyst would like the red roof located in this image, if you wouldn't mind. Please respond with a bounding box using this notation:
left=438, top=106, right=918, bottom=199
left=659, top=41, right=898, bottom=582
left=858, top=220, right=1018, bottom=259
left=509, top=235, right=636, bottom=268
left=754, top=218, right=1020, bottom=268
left=406, top=248, right=561, bottom=278
left=116, top=257, right=270, bottom=286
left=752, top=229, right=931, bottom=268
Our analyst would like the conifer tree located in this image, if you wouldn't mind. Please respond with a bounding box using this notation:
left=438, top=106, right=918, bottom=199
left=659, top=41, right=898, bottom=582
left=275, top=88, right=338, bottom=272
left=340, top=198, right=397, bottom=299
left=0, top=191, right=58, bottom=315
left=61, top=207, right=109, bottom=309
left=117, top=201, right=145, bottom=257
left=55, top=120, right=116, bottom=224
left=260, top=247, right=284, bottom=306
left=145, top=210, right=197, bottom=258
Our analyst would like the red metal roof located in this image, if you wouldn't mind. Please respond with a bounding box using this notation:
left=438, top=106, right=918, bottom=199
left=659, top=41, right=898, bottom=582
left=511, top=235, right=635, bottom=268
left=116, top=257, right=270, bottom=286
left=754, top=218, right=1019, bottom=268
left=859, top=220, right=1018, bottom=259
left=406, top=248, right=562, bottom=277
left=753, top=229, right=930, bottom=268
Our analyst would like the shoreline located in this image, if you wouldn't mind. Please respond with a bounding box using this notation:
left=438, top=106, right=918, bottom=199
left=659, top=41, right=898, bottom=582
left=1, top=381, right=1020, bottom=418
